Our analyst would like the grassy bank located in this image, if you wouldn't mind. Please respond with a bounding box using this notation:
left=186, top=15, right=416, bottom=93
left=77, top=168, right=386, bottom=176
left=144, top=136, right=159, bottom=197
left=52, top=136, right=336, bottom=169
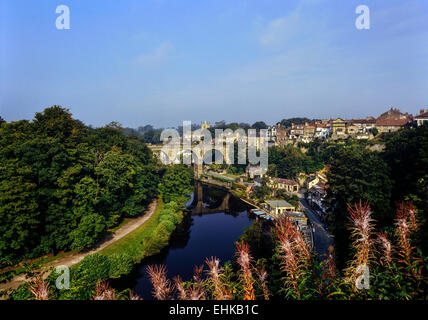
left=98, top=198, right=165, bottom=261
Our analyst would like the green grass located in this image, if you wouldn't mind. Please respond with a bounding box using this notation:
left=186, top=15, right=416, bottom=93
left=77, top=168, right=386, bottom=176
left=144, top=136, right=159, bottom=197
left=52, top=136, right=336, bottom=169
left=0, top=250, right=77, bottom=284
left=107, top=217, right=132, bottom=233
left=98, top=198, right=165, bottom=263
left=223, top=172, right=241, bottom=179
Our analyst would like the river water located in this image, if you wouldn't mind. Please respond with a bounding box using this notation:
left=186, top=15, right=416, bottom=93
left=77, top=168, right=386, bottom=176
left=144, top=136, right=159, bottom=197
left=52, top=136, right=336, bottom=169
left=119, top=183, right=273, bottom=300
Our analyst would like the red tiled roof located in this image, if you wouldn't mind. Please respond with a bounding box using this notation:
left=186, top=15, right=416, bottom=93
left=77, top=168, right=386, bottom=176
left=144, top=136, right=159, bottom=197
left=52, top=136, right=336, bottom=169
left=317, top=182, right=326, bottom=189
left=375, top=118, right=410, bottom=126
left=351, top=119, right=376, bottom=124
left=311, top=182, right=329, bottom=190
left=415, top=112, right=428, bottom=119
left=271, top=177, right=298, bottom=185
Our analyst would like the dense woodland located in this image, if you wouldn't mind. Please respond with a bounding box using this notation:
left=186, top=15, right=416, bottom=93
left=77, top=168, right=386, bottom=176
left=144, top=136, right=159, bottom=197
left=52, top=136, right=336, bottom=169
left=0, top=107, right=161, bottom=267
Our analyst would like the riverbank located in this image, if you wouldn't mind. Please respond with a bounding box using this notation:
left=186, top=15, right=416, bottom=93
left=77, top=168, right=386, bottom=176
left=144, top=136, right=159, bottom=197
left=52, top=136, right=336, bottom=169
left=97, top=198, right=164, bottom=260
left=0, top=199, right=159, bottom=292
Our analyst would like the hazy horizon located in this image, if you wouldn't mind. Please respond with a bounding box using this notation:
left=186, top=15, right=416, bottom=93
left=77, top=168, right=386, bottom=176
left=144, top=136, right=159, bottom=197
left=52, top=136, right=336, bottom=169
left=1, top=0, right=427, bottom=128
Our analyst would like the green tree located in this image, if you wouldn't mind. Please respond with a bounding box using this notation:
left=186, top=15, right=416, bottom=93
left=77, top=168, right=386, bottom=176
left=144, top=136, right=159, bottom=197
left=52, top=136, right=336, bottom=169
left=268, top=145, right=321, bottom=179
left=159, top=165, right=192, bottom=203
left=279, top=117, right=311, bottom=128
left=325, top=146, right=392, bottom=268
left=75, top=253, right=111, bottom=283
left=71, top=214, right=106, bottom=251
left=251, top=121, right=268, bottom=130
left=0, top=106, right=159, bottom=263
left=108, top=253, right=134, bottom=278
left=383, top=124, right=428, bottom=254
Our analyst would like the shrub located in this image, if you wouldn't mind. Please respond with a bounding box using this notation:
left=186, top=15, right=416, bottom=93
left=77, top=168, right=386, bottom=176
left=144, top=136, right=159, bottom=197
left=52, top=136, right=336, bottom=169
left=108, top=253, right=134, bottom=278
left=71, top=214, right=107, bottom=251
left=159, top=220, right=176, bottom=233
left=144, top=224, right=171, bottom=255
left=159, top=208, right=174, bottom=217
left=75, top=253, right=111, bottom=283
left=164, top=201, right=179, bottom=212
left=159, top=212, right=179, bottom=225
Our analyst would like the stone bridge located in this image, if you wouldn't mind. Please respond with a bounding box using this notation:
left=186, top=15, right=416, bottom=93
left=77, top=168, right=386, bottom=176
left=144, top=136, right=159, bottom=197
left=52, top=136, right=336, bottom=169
left=190, top=183, right=231, bottom=215
left=148, top=143, right=230, bottom=179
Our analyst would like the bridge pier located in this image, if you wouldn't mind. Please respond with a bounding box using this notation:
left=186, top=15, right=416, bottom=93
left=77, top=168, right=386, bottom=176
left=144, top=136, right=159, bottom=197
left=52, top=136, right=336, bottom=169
left=191, top=183, right=231, bottom=215
left=194, top=163, right=203, bottom=179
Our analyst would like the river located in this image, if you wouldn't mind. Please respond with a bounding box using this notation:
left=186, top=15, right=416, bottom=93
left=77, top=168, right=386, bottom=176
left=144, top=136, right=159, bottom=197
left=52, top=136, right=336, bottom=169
left=117, top=183, right=274, bottom=300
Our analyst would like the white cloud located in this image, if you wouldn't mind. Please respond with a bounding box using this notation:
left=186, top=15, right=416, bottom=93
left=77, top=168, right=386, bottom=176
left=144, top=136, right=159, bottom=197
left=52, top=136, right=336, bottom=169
left=259, top=15, right=299, bottom=46
left=136, top=42, right=174, bottom=66
left=257, top=0, right=326, bottom=48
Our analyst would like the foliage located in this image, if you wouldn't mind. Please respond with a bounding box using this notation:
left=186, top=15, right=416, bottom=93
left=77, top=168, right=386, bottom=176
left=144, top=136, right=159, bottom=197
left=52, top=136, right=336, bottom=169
left=70, top=214, right=106, bottom=251
left=137, top=201, right=427, bottom=301
left=267, top=145, right=323, bottom=179
left=275, top=190, right=300, bottom=208
left=107, top=253, right=134, bottom=278
left=279, top=118, right=311, bottom=128
left=325, top=125, right=428, bottom=266
left=251, top=177, right=272, bottom=201
left=324, top=145, right=392, bottom=268
left=382, top=124, right=428, bottom=254
left=123, top=125, right=163, bottom=145
left=75, top=254, right=111, bottom=283
left=61, top=200, right=426, bottom=301
left=0, top=106, right=159, bottom=265
left=159, top=165, right=192, bottom=204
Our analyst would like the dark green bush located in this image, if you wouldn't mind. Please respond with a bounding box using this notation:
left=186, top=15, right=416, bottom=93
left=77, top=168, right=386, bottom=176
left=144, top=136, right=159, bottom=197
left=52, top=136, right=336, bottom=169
left=108, top=253, right=134, bottom=278
left=75, top=253, right=110, bottom=283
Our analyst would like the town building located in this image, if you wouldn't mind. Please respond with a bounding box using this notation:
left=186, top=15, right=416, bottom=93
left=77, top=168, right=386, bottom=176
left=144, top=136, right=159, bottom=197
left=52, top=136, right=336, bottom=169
left=268, top=177, right=299, bottom=193
left=276, top=126, right=290, bottom=145
left=331, top=118, right=346, bottom=135
left=415, top=109, right=428, bottom=126
left=267, top=124, right=278, bottom=142
left=314, top=124, right=331, bottom=139
left=303, top=122, right=316, bottom=138
left=286, top=211, right=309, bottom=228
left=307, top=181, right=328, bottom=215
left=264, top=200, right=296, bottom=215
left=351, top=118, right=376, bottom=133
left=290, top=123, right=305, bottom=139
left=201, top=121, right=210, bottom=130
left=346, top=122, right=359, bottom=135
left=246, top=165, right=265, bottom=179
left=375, top=108, right=412, bottom=133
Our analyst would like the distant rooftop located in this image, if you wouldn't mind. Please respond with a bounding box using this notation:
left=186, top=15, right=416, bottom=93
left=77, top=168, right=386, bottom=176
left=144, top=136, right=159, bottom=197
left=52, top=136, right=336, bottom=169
left=265, top=200, right=294, bottom=208
left=415, top=111, right=428, bottom=119
left=286, top=212, right=307, bottom=218
left=271, top=177, right=298, bottom=185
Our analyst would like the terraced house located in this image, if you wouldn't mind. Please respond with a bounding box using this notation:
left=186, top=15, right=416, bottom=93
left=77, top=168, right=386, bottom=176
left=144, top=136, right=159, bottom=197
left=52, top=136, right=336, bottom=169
left=268, top=177, right=300, bottom=194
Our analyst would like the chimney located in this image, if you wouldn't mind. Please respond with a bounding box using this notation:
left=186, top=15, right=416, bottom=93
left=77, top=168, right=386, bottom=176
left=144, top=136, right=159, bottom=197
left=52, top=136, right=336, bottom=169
left=421, top=109, right=425, bottom=115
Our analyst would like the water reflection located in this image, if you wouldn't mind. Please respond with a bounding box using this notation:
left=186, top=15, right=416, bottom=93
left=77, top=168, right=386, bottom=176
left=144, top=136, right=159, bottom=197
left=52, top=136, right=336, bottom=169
left=117, top=182, right=272, bottom=300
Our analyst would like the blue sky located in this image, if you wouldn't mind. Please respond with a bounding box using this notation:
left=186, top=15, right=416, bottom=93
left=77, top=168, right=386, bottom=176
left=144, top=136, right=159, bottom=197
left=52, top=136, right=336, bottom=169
left=1, top=0, right=427, bottom=128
